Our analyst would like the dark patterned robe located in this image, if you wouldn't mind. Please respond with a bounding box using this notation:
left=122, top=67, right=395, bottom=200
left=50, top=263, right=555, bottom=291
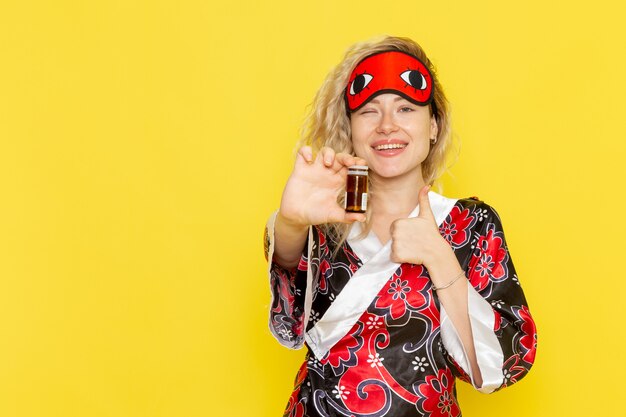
left=265, top=193, right=537, bottom=417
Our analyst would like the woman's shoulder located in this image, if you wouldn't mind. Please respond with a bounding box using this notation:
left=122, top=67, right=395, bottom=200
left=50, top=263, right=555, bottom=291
left=443, top=194, right=503, bottom=225
left=456, top=195, right=494, bottom=210
left=429, top=191, right=498, bottom=220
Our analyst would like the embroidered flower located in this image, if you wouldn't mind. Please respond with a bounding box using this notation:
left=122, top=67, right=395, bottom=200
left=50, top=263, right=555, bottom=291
left=501, top=354, right=527, bottom=387
left=415, top=368, right=460, bottom=417
left=437, top=390, right=454, bottom=415
left=278, top=328, right=293, bottom=340
left=326, top=321, right=364, bottom=374
left=309, top=310, right=320, bottom=323
left=476, top=208, right=489, bottom=221
left=468, top=223, right=509, bottom=291
left=367, top=353, right=385, bottom=368
left=373, top=267, right=430, bottom=323
left=307, top=356, right=322, bottom=370
left=491, top=299, right=504, bottom=309
left=513, top=274, right=520, bottom=285
left=514, top=305, right=537, bottom=364
left=412, top=356, right=430, bottom=372
left=388, top=278, right=411, bottom=300
left=331, top=385, right=350, bottom=400
left=476, top=254, right=496, bottom=278
left=440, top=206, right=476, bottom=249
left=366, top=316, right=382, bottom=330
left=503, top=368, right=513, bottom=384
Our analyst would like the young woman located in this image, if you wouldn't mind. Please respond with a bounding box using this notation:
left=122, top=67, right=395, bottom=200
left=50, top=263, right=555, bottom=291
left=264, top=36, right=536, bottom=417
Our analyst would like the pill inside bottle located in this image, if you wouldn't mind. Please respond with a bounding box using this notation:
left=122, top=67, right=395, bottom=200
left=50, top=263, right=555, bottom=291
left=345, top=165, right=368, bottom=213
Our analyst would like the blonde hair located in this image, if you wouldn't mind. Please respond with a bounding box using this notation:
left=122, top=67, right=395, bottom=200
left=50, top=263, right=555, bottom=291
left=298, top=35, right=455, bottom=252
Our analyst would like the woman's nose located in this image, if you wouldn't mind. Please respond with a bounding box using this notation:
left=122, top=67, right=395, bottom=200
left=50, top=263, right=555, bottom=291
left=375, top=111, right=399, bottom=135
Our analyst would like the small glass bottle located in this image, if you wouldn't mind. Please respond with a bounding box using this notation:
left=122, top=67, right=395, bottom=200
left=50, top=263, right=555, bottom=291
left=345, top=165, right=368, bottom=213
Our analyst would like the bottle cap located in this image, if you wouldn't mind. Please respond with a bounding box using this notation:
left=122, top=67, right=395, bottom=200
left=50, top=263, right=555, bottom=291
left=348, top=165, right=369, bottom=172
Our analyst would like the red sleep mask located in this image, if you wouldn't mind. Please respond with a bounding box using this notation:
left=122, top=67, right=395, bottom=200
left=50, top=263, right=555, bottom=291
left=345, top=50, right=434, bottom=112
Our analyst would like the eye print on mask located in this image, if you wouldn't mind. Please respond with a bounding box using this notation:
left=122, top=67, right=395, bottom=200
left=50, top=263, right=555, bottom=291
left=400, top=69, right=427, bottom=91
left=349, top=73, right=374, bottom=96
left=345, top=50, right=434, bottom=112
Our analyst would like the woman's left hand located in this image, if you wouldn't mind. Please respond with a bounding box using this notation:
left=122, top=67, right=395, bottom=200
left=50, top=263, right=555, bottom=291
left=389, top=185, right=453, bottom=267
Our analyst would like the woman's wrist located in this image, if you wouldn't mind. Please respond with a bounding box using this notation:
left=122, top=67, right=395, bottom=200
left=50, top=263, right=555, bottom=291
left=276, top=210, right=309, bottom=233
left=425, top=240, right=463, bottom=285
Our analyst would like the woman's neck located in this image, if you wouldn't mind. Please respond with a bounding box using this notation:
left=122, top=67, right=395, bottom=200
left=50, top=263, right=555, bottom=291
left=369, top=172, right=426, bottom=218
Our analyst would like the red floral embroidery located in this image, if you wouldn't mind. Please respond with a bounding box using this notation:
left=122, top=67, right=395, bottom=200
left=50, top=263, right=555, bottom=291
left=323, top=320, right=364, bottom=373
left=516, top=305, right=537, bottom=364
left=502, top=354, right=527, bottom=388
left=374, top=265, right=430, bottom=321
left=439, top=206, right=476, bottom=248
left=415, top=368, right=460, bottom=417
left=468, top=223, right=508, bottom=291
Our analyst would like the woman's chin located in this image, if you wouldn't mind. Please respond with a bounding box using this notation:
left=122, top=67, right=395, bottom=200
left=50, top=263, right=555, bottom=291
left=369, top=163, right=421, bottom=181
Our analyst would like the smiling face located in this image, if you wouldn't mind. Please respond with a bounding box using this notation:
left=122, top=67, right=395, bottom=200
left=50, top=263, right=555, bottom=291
left=350, top=93, right=438, bottom=182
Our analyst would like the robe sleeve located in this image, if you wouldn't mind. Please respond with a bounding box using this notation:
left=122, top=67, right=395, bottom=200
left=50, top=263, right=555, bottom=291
left=264, top=211, right=317, bottom=349
left=440, top=287, right=503, bottom=393
left=442, top=202, right=537, bottom=393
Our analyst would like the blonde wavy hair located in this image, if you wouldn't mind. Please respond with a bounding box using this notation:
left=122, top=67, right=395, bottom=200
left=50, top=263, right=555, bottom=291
left=297, top=35, right=455, bottom=251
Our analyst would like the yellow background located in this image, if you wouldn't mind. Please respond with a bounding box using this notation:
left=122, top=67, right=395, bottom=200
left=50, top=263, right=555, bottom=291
left=1, top=0, right=624, bottom=416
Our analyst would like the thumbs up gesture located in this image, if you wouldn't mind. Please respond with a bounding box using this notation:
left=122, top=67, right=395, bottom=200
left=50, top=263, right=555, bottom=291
left=390, top=185, right=451, bottom=267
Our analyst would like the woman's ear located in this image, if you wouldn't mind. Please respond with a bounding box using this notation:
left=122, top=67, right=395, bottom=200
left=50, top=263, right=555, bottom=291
left=430, top=114, right=439, bottom=139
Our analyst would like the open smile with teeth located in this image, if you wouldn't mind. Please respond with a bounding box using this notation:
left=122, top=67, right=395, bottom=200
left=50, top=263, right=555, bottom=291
left=374, top=143, right=407, bottom=150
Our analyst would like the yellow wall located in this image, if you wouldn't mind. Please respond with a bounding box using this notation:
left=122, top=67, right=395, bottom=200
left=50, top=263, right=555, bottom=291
left=1, top=1, right=624, bottom=415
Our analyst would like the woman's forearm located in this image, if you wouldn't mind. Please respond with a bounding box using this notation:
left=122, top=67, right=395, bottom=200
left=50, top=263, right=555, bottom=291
left=272, top=211, right=309, bottom=269
left=428, top=250, right=484, bottom=388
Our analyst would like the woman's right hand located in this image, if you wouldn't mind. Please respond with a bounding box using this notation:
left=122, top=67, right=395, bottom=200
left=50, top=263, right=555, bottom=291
left=272, top=146, right=366, bottom=268
left=279, top=146, right=367, bottom=228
